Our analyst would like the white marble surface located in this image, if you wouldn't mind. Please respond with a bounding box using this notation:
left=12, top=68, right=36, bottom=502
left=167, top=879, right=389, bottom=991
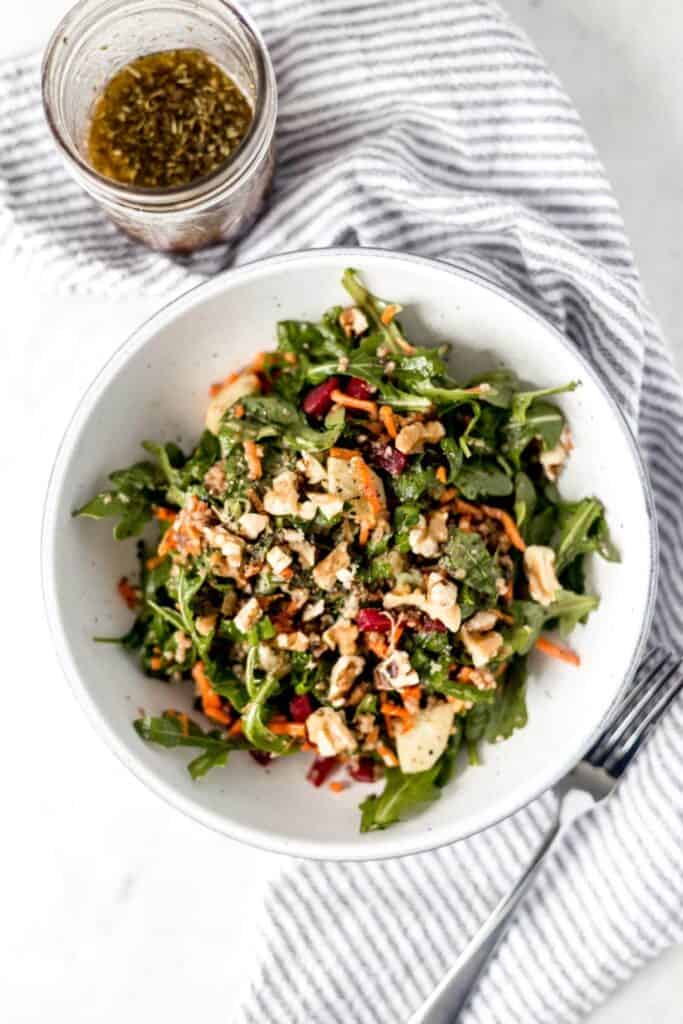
left=2, top=2, right=681, bottom=1022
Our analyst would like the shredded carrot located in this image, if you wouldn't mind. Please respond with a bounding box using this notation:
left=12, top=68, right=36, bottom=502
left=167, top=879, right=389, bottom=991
left=535, top=636, right=580, bottom=666
left=146, top=555, right=163, bottom=570
left=208, top=370, right=240, bottom=397
left=329, top=781, right=348, bottom=793
left=301, top=741, right=317, bottom=752
left=283, top=351, right=298, bottom=365
left=205, top=707, right=231, bottom=726
left=480, top=504, right=526, bottom=551
left=117, top=577, right=139, bottom=610
left=365, top=633, right=390, bottom=659
left=380, top=303, right=402, bottom=325
left=358, top=518, right=370, bottom=546
left=176, top=712, right=190, bottom=736
left=233, top=403, right=245, bottom=419
left=439, top=487, right=457, bottom=504
left=329, top=447, right=360, bottom=460
left=377, top=743, right=399, bottom=767
left=250, top=351, right=268, bottom=372
left=391, top=622, right=405, bottom=648
left=228, top=719, right=243, bottom=737
left=401, top=685, right=422, bottom=706
left=192, top=661, right=232, bottom=722
left=454, top=497, right=482, bottom=518
left=457, top=666, right=476, bottom=683
left=149, top=656, right=162, bottom=671
left=243, top=439, right=263, bottom=481
left=379, top=404, right=398, bottom=439
left=496, top=609, right=514, bottom=625
left=503, top=579, right=514, bottom=605
left=381, top=698, right=413, bottom=725
left=356, top=457, right=382, bottom=519
left=153, top=506, right=177, bottom=522
left=246, top=487, right=265, bottom=513
left=157, top=527, right=176, bottom=558
left=330, top=389, right=378, bottom=417
left=268, top=722, right=307, bottom=738
left=436, top=466, right=448, bottom=484
left=395, top=337, right=416, bottom=356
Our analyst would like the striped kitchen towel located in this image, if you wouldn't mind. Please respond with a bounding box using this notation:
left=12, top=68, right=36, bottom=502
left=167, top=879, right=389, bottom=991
left=3, top=2, right=683, bottom=1022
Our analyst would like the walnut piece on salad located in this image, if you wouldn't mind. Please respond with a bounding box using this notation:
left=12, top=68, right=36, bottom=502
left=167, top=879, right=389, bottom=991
left=76, top=269, right=616, bottom=833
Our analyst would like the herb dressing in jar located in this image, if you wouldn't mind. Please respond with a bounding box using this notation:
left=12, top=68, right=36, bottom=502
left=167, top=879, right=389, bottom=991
left=42, top=0, right=277, bottom=253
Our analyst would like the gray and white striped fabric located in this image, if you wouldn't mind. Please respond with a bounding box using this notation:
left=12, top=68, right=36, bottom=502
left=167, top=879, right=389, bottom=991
left=3, top=1, right=683, bottom=1021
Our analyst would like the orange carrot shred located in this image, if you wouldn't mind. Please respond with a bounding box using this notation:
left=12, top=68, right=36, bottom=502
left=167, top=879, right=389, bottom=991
left=146, top=555, right=163, bottom=570
left=228, top=719, right=243, bottom=737
left=149, top=656, right=162, bottom=671
left=329, top=447, right=360, bottom=460
left=117, top=577, right=139, bottom=610
left=268, top=722, right=307, bottom=738
left=436, top=466, right=448, bottom=484
left=329, top=781, right=348, bottom=793
left=535, top=636, right=580, bottom=666
left=233, top=403, right=245, bottom=419
left=243, top=439, right=263, bottom=481
left=377, top=743, right=399, bottom=767
left=359, top=518, right=370, bottom=546
left=365, top=633, right=390, bottom=659
left=330, top=389, right=378, bottom=417
left=356, top=457, right=382, bottom=519
left=153, top=506, right=177, bottom=522
left=481, top=504, right=526, bottom=551
left=379, top=404, right=398, bottom=439
left=439, top=487, right=457, bottom=504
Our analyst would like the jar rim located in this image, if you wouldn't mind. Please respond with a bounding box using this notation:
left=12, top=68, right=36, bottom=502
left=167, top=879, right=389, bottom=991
left=41, top=0, right=277, bottom=214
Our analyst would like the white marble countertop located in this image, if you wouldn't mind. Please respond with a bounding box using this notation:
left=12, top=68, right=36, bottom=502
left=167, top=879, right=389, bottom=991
left=3, top=2, right=681, bottom=1021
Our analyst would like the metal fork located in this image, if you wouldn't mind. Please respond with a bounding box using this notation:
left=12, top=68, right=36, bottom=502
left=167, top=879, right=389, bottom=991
left=409, top=647, right=683, bottom=1024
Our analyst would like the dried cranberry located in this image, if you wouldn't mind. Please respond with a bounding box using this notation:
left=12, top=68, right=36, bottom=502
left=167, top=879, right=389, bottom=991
left=421, top=616, right=447, bottom=633
left=249, top=750, right=272, bottom=766
left=345, top=377, right=373, bottom=400
left=370, top=441, right=408, bottom=477
left=302, top=376, right=340, bottom=418
left=307, top=756, right=338, bottom=787
left=348, top=758, right=377, bottom=783
left=289, top=693, right=313, bottom=723
left=357, top=607, right=392, bottom=633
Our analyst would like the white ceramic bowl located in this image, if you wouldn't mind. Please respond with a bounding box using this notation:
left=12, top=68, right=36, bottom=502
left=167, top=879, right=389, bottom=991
left=42, top=249, right=657, bottom=860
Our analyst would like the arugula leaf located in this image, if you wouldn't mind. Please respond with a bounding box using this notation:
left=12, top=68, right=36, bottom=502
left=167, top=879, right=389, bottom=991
left=514, top=472, right=537, bottom=534
left=503, top=399, right=566, bottom=465
left=242, top=395, right=345, bottom=452
left=277, top=319, right=348, bottom=362
left=359, top=763, right=443, bottom=832
left=485, top=657, right=528, bottom=741
left=506, top=601, right=546, bottom=655
left=134, top=712, right=237, bottom=779
left=454, top=458, right=513, bottom=500
left=440, top=437, right=463, bottom=481
left=510, top=382, right=578, bottom=423
left=342, top=267, right=408, bottom=356
left=553, top=498, right=607, bottom=573
left=526, top=505, right=557, bottom=546
left=548, top=589, right=600, bottom=637
left=146, top=599, right=186, bottom=634
left=442, top=529, right=498, bottom=597
left=392, top=458, right=438, bottom=502
left=241, top=668, right=294, bottom=755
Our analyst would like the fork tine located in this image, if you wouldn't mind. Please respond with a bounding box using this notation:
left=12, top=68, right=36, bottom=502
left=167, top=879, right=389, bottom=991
left=587, top=650, right=683, bottom=775
left=602, top=662, right=683, bottom=775
left=586, top=649, right=671, bottom=765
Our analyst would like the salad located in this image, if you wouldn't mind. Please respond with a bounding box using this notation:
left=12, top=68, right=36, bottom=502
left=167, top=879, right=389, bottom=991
left=77, top=270, right=617, bottom=832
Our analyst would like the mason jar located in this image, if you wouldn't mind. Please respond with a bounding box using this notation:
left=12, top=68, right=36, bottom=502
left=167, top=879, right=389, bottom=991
left=42, top=0, right=277, bottom=253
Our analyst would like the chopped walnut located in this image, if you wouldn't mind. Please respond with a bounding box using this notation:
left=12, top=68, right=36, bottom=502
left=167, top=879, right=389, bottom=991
left=302, top=598, right=325, bottom=622
left=384, top=573, right=461, bottom=632
left=395, top=419, right=446, bottom=455
left=275, top=631, right=310, bottom=652
left=466, top=610, right=498, bottom=632
left=281, top=529, right=316, bottom=569
left=203, top=525, right=243, bottom=573
left=524, top=545, right=561, bottom=606
left=173, top=630, right=192, bottom=664
left=460, top=624, right=503, bottom=668
left=408, top=509, right=449, bottom=558
left=237, top=512, right=269, bottom=540
left=328, top=655, right=365, bottom=706
left=313, top=542, right=350, bottom=591
left=305, top=707, right=357, bottom=756
left=322, top=618, right=359, bottom=656
left=195, top=613, right=217, bottom=638
left=266, top=545, right=293, bottom=576
left=296, top=452, right=327, bottom=485
left=540, top=426, right=574, bottom=482
left=172, top=495, right=213, bottom=559
left=339, top=306, right=369, bottom=337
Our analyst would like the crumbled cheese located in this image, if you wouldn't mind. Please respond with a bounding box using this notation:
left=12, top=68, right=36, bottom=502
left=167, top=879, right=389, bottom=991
left=339, top=306, right=369, bottom=337
left=281, top=529, right=316, bottom=569
left=540, top=426, right=574, bottom=482
left=312, top=542, right=350, bottom=591
left=238, top=512, right=269, bottom=540
left=322, top=618, right=359, bottom=656
left=466, top=610, right=498, bottom=632
left=266, top=545, right=293, bottom=575
left=302, top=598, right=325, bottom=622
left=524, top=545, right=561, bottom=606
left=296, top=452, right=327, bottom=485
left=306, top=707, right=357, bottom=756
left=234, top=597, right=262, bottom=634
left=408, top=509, right=449, bottom=558
left=205, top=372, right=260, bottom=435
left=395, top=419, right=445, bottom=455
left=306, top=492, right=344, bottom=520
left=396, top=702, right=455, bottom=773
left=375, top=650, right=420, bottom=690
left=328, top=655, right=365, bottom=705
left=264, top=470, right=300, bottom=517
left=275, top=631, right=310, bottom=652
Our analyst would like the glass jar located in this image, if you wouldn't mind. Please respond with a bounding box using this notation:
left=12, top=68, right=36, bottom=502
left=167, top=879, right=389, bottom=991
left=42, top=0, right=277, bottom=253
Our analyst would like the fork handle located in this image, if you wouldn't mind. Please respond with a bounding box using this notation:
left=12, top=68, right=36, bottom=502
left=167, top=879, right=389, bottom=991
left=407, top=815, right=562, bottom=1024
